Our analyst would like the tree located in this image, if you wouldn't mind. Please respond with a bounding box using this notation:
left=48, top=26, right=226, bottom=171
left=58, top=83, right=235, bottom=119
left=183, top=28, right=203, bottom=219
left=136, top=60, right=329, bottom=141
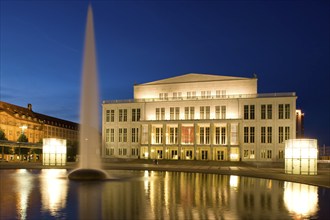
left=0, top=128, right=7, bottom=140
left=17, top=133, right=28, bottom=142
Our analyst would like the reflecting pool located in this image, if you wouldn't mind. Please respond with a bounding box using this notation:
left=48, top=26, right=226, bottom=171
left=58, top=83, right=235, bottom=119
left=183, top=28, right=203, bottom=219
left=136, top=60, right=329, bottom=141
left=0, top=169, right=329, bottom=219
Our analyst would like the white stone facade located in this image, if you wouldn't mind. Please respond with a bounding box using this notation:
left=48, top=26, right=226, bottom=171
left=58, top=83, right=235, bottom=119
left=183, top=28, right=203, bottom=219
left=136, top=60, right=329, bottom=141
left=102, top=73, right=296, bottom=162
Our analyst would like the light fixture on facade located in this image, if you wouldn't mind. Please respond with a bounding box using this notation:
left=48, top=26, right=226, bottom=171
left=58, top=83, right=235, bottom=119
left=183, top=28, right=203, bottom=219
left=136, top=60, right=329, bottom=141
left=285, top=139, right=317, bottom=175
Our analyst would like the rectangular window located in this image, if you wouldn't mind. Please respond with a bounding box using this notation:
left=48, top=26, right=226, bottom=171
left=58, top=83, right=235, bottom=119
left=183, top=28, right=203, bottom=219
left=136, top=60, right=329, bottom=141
left=170, top=107, right=174, bottom=120
left=185, top=107, right=194, bottom=120
left=231, top=123, right=238, bottom=145
left=215, top=106, right=220, bottom=119
left=267, top=105, right=272, bottom=119
left=155, top=127, right=163, bottom=144
left=244, top=150, right=249, bottom=158
left=267, top=150, right=272, bottom=159
left=221, top=106, right=226, bottom=119
left=250, top=105, right=255, bottom=120
left=279, top=150, right=284, bottom=159
left=201, top=91, right=206, bottom=99
left=244, top=127, right=249, bottom=143
left=119, top=109, right=123, bottom=122
left=267, top=127, right=272, bottom=143
left=161, top=108, right=165, bottom=120
left=106, top=110, right=110, bottom=122
left=105, top=129, right=110, bottom=142
left=285, top=126, right=290, bottom=140
left=110, top=110, right=115, bottom=122
left=278, top=127, right=284, bottom=143
left=285, top=104, right=290, bottom=119
left=185, top=107, right=189, bottom=120
left=200, top=106, right=205, bottom=119
left=169, top=127, right=178, bottom=144
left=221, top=127, right=226, bottom=144
left=190, top=107, right=194, bottom=119
left=200, top=127, right=205, bottom=144
left=131, top=128, right=139, bottom=143
left=175, top=107, right=180, bottom=120
left=279, top=104, right=284, bottom=119
left=132, top=108, right=141, bottom=121
left=156, top=108, right=160, bottom=120
left=215, top=127, right=220, bottom=144
left=206, top=106, right=210, bottom=119
left=244, top=105, right=249, bottom=119
left=261, top=127, right=266, bottom=143
left=110, top=128, right=114, bottom=142
left=250, top=127, right=255, bottom=143
left=261, top=105, right=266, bottom=119
left=170, top=107, right=180, bottom=120
left=119, top=128, right=123, bottom=142
left=261, top=149, right=266, bottom=159
left=123, top=109, right=127, bottom=121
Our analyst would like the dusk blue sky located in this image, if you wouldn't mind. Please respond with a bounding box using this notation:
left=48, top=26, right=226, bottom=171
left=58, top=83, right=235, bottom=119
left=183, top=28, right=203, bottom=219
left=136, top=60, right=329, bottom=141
left=1, top=0, right=329, bottom=146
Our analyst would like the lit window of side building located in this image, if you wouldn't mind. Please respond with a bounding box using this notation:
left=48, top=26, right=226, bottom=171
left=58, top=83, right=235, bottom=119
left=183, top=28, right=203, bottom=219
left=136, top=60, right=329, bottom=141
left=102, top=73, right=297, bottom=162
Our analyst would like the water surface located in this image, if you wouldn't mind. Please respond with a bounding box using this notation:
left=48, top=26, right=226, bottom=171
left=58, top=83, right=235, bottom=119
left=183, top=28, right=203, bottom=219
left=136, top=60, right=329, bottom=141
left=0, top=169, right=329, bottom=219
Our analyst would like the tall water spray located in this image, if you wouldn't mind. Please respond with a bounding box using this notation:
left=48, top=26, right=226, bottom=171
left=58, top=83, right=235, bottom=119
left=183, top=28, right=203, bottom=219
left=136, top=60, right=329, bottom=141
left=68, top=4, right=106, bottom=180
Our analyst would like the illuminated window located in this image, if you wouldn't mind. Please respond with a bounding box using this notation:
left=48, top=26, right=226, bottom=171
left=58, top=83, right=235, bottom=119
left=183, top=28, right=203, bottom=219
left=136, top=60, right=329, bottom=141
left=200, top=106, right=210, bottom=119
left=141, top=125, right=148, bottom=144
left=261, top=149, right=266, bottom=158
left=170, top=107, right=180, bottom=120
left=155, top=127, right=163, bottom=144
left=199, top=126, right=210, bottom=144
left=169, top=127, right=178, bottom=144
left=231, top=123, right=238, bottom=145
left=181, top=125, right=194, bottom=144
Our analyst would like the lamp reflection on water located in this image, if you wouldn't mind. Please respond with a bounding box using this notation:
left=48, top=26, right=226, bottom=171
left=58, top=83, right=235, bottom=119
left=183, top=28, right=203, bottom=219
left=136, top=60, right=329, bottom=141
left=15, top=169, right=33, bottom=220
left=284, top=182, right=318, bottom=218
left=40, top=169, right=68, bottom=216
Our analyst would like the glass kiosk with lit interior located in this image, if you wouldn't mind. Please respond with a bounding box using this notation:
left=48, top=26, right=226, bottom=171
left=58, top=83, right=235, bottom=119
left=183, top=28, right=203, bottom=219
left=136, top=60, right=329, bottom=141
left=43, top=138, right=67, bottom=166
left=285, top=139, right=318, bottom=175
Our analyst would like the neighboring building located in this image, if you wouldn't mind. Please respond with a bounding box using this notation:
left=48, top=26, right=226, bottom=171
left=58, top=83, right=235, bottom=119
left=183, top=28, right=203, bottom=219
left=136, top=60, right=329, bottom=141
left=102, top=73, right=297, bottom=162
left=0, top=101, right=79, bottom=144
left=296, top=109, right=304, bottom=138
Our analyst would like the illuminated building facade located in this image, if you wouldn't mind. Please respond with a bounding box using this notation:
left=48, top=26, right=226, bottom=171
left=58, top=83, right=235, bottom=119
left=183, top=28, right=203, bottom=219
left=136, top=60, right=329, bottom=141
left=0, top=101, right=78, bottom=144
left=102, top=73, right=297, bottom=162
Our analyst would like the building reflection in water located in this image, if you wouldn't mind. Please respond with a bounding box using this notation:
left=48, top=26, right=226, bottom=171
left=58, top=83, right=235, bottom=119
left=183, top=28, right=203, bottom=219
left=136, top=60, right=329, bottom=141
left=284, top=182, right=318, bottom=218
left=40, top=169, right=68, bottom=217
left=0, top=169, right=323, bottom=219
left=15, top=169, right=33, bottom=220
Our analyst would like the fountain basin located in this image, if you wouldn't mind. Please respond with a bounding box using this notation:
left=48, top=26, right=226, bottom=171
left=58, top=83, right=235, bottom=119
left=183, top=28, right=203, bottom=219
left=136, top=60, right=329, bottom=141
left=68, top=168, right=108, bottom=180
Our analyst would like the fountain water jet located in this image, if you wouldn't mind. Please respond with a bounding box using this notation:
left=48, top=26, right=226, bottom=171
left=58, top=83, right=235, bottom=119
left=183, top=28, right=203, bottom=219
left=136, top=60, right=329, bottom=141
left=68, top=4, right=107, bottom=180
